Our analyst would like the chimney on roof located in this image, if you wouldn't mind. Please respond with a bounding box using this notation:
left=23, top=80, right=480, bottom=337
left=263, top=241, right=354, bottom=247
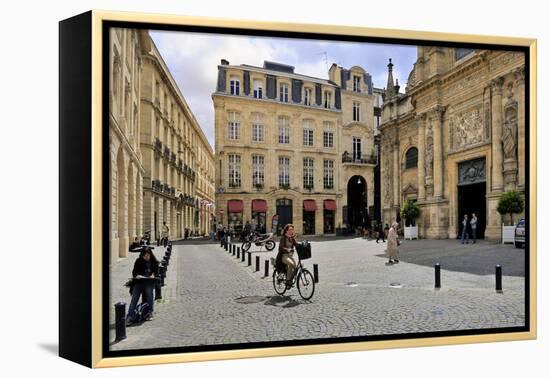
left=220, top=59, right=229, bottom=65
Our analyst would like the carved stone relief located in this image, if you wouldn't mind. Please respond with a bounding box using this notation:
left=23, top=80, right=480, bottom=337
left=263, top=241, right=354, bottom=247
left=449, top=105, right=488, bottom=152
left=502, top=83, right=518, bottom=161
left=425, top=123, right=433, bottom=177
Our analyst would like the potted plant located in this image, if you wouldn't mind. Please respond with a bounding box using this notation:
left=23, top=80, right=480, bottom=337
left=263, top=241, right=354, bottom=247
left=497, top=190, right=524, bottom=243
left=400, top=199, right=420, bottom=240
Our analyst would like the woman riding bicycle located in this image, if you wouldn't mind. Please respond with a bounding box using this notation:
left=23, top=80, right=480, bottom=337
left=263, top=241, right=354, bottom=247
left=276, top=224, right=298, bottom=289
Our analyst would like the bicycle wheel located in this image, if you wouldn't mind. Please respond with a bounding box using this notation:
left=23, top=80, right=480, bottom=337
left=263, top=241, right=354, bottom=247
left=297, top=269, right=315, bottom=300
left=272, top=269, right=287, bottom=295
left=241, top=242, right=251, bottom=252
left=265, top=240, right=276, bottom=251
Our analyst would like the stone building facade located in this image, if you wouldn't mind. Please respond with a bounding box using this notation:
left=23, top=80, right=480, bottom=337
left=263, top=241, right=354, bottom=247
left=213, top=60, right=377, bottom=236
left=380, top=48, right=525, bottom=240
left=139, top=32, right=215, bottom=243
left=109, top=29, right=216, bottom=265
left=109, top=28, right=145, bottom=265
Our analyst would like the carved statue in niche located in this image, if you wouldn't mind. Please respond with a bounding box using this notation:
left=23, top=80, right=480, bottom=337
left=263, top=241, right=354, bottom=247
left=425, top=123, right=433, bottom=177
left=502, top=107, right=518, bottom=160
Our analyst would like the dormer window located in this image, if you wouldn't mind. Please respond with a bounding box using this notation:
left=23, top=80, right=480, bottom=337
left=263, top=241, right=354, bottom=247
left=353, top=76, right=361, bottom=93
left=280, top=83, right=289, bottom=103
left=324, top=91, right=332, bottom=109
left=304, top=88, right=312, bottom=106
left=253, top=79, right=263, bottom=99
left=230, top=77, right=240, bottom=96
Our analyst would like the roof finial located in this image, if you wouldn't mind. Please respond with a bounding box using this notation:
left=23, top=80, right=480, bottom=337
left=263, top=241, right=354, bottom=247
left=386, top=58, right=396, bottom=98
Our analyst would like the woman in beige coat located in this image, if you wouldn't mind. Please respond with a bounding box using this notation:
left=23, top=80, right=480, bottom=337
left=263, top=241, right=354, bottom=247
left=386, top=222, right=400, bottom=264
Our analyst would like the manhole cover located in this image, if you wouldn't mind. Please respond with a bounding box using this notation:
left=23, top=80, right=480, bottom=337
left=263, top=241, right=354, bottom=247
left=234, top=296, right=267, bottom=304
left=389, top=282, right=402, bottom=288
left=346, top=282, right=359, bottom=287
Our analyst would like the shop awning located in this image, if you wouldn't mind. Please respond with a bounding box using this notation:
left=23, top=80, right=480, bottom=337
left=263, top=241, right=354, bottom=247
left=324, top=199, right=337, bottom=211
left=303, top=200, right=317, bottom=212
left=252, top=199, right=267, bottom=212
left=227, top=200, right=243, bottom=213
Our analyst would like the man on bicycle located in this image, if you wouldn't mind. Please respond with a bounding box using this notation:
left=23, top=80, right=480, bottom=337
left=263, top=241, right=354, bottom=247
left=276, top=224, right=298, bottom=289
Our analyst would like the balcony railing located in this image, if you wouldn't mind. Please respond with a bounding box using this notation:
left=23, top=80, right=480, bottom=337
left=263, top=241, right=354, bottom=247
left=170, top=152, right=177, bottom=164
left=342, top=152, right=377, bottom=165
left=154, top=138, right=162, bottom=153
left=151, top=179, right=161, bottom=191
left=163, top=146, right=170, bottom=158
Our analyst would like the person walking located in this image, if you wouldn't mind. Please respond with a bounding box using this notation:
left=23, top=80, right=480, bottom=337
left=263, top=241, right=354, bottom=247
left=470, top=212, right=478, bottom=243
left=376, top=222, right=385, bottom=243
left=161, top=221, right=169, bottom=246
left=461, top=214, right=469, bottom=244
left=385, top=222, right=400, bottom=264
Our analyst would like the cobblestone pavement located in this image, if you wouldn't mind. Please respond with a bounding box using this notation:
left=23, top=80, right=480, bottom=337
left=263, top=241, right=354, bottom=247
left=109, top=238, right=525, bottom=351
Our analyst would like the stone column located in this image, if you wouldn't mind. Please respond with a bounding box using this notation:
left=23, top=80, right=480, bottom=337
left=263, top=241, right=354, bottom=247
left=515, top=67, right=526, bottom=189
left=393, top=142, right=399, bottom=207
left=433, top=106, right=445, bottom=199
left=491, top=77, right=505, bottom=192
left=417, top=114, right=426, bottom=201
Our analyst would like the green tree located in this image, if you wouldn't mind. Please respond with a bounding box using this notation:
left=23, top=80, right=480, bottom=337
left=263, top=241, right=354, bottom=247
left=400, top=199, right=421, bottom=227
left=497, top=190, right=524, bottom=225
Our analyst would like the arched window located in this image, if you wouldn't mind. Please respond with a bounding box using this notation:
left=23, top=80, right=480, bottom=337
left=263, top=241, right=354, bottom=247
left=405, top=147, right=418, bottom=169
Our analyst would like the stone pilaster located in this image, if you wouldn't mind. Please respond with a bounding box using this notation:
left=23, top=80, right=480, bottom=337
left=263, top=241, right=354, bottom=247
left=393, top=142, right=399, bottom=207
left=514, top=66, right=526, bottom=190
left=417, top=113, right=426, bottom=201
left=491, top=77, right=505, bottom=192
left=433, top=106, right=446, bottom=199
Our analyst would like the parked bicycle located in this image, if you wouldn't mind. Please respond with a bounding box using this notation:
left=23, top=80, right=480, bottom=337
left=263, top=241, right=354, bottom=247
left=241, top=231, right=276, bottom=252
left=272, top=241, right=315, bottom=300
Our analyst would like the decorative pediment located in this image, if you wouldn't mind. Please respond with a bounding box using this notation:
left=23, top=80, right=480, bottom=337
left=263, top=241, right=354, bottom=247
left=402, top=184, right=418, bottom=195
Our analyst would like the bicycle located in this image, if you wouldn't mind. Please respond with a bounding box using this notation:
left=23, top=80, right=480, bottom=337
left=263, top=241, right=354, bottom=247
left=272, top=241, right=315, bottom=300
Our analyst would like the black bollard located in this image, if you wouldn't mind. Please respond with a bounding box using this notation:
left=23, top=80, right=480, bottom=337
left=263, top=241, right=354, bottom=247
left=162, top=257, right=169, bottom=267
left=155, top=279, right=162, bottom=300
left=221, top=239, right=223, bottom=247
left=114, top=302, right=127, bottom=341
left=157, top=238, right=160, bottom=246
left=255, top=256, right=260, bottom=272
left=435, top=263, right=441, bottom=289
left=159, top=265, right=166, bottom=286
left=237, top=247, right=240, bottom=259
left=264, top=260, right=269, bottom=277
left=248, top=252, right=252, bottom=266
left=313, top=264, right=319, bottom=283
left=241, top=248, right=245, bottom=262
left=496, top=265, right=503, bottom=293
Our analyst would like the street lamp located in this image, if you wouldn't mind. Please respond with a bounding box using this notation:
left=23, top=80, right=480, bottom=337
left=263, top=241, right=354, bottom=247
left=357, top=177, right=362, bottom=185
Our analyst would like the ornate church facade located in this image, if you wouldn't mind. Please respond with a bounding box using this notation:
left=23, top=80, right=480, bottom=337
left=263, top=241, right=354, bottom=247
left=380, top=47, right=525, bottom=239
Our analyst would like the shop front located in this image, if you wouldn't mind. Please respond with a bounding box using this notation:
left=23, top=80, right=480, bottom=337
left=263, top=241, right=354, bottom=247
left=323, top=199, right=336, bottom=234
left=227, top=199, right=244, bottom=233
left=251, top=199, right=267, bottom=233
left=303, top=199, right=317, bottom=235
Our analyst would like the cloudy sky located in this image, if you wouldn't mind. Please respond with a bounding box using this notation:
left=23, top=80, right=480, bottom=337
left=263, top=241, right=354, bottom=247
left=150, top=30, right=417, bottom=148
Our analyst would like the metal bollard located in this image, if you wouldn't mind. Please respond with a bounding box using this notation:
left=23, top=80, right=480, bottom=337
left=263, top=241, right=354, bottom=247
left=256, top=256, right=260, bottom=272
left=232, top=245, right=236, bottom=256
left=496, top=265, right=503, bottom=293
left=237, top=247, right=240, bottom=259
left=435, top=263, right=441, bottom=289
left=157, top=239, right=160, bottom=246
left=114, top=302, right=127, bottom=341
left=264, top=260, right=269, bottom=277
left=155, top=279, right=162, bottom=300
left=248, top=252, right=252, bottom=266
left=224, top=241, right=227, bottom=251
left=162, top=257, right=169, bottom=267
left=241, top=248, right=245, bottom=262
left=313, top=264, right=319, bottom=283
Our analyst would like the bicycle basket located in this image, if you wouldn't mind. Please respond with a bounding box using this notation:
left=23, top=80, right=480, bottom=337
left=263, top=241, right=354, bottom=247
left=296, top=241, right=312, bottom=260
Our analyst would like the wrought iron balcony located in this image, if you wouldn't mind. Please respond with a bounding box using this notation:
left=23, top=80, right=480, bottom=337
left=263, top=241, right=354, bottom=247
left=170, top=152, right=177, bottom=164
left=163, top=146, right=170, bottom=158
left=154, top=138, right=162, bottom=153
left=341, top=152, right=377, bottom=165
left=151, top=179, right=161, bottom=191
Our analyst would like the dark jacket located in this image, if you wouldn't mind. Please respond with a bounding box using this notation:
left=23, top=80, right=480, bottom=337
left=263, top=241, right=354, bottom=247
left=132, top=257, right=159, bottom=278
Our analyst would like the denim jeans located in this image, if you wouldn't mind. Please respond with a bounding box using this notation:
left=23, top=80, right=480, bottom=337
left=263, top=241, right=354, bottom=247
left=471, top=228, right=477, bottom=242
left=127, top=279, right=155, bottom=320
left=461, top=226, right=469, bottom=244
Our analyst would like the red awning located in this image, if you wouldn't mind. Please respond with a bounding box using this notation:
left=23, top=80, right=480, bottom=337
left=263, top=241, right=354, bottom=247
left=303, top=200, right=317, bottom=212
left=324, top=199, right=337, bottom=211
left=252, top=199, right=267, bottom=212
left=227, top=200, right=243, bottom=213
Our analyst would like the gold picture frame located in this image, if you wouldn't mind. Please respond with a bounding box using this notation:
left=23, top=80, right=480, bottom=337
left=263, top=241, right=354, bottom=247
left=59, top=10, right=537, bottom=368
